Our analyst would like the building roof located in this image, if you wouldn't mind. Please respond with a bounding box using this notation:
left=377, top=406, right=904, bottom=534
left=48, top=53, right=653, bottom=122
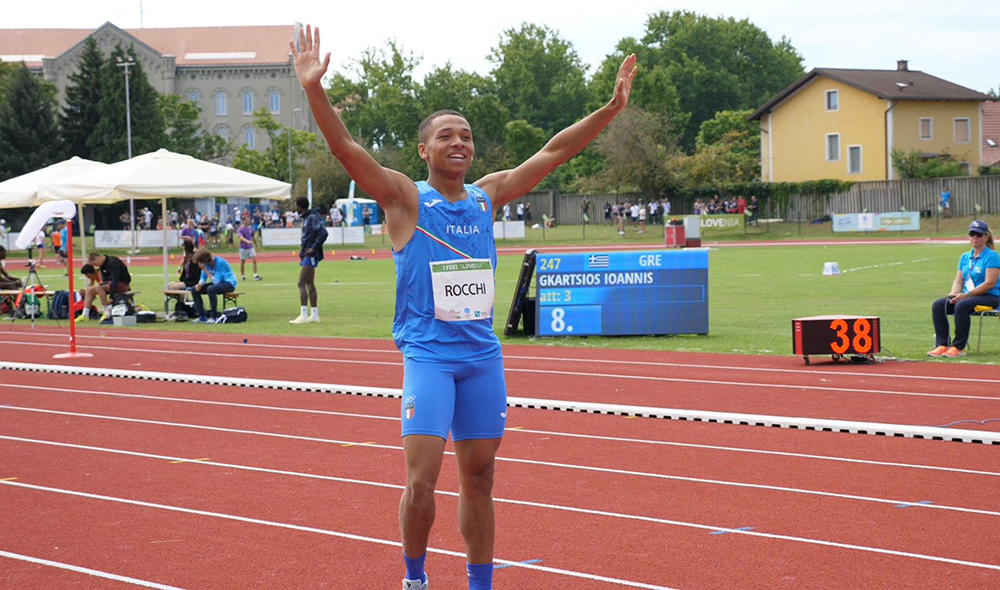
left=984, top=101, right=1000, bottom=168
left=749, top=66, right=996, bottom=121
left=0, top=23, right=295, bottom=68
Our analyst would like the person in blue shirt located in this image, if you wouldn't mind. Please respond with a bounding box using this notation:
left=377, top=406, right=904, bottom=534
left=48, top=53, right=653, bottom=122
left=292, top=24, right=636, bottom=590
left=940, top=186, right=952, bottom=218
left=190, top=248, right=237, bottom=324
left=929, top=219, right=1000, bottom=357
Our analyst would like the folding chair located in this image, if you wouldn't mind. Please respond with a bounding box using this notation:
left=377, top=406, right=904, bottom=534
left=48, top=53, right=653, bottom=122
left=973, top=305, right=1000, bottom=354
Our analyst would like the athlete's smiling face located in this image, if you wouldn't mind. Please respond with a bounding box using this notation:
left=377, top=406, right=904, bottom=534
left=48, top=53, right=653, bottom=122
left=419, top=114, right=474, bottom=174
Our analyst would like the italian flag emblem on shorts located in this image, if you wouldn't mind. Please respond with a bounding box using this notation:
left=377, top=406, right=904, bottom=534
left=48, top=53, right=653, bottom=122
left=404, top=403, right=415, bottom=420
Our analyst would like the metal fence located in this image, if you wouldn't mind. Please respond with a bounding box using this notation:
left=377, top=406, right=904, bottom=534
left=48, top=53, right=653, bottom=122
left=523, top=175, right=1000, bottom=225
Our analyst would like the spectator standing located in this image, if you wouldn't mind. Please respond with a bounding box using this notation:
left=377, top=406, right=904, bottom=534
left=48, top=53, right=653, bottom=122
left=503, top=202, right=511, bottom=220
left=516, top=202, right=524, bottom=220
left=747, top=196, right=760, bottom=225
left=190, top=248, right=238, bottom=324
left=524, top=202, right=532, bottom=222
left=330, top=205, right=343, bottom=227
left=940, top=186, right=952, bottom=218
left=362, top=205, right=372, bottom=226
left=604, top=202, right=612, bottom=223
left=291, top=196, right=325, bottom=324
left=238, top=217, right=262, bottom=282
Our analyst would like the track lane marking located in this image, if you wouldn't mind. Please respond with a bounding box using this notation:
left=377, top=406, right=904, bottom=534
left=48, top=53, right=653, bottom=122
left=2, top=409, right=998, bottom=517
left=0, top=549, right=186, bottom=589
left=1, top=381, right=995, bottom=477
left=2, top=473, right=997, bottom=574
left=0, top=480, right=679, bottom=590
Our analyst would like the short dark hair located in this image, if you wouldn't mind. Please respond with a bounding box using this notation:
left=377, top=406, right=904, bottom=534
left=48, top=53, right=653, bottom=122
left=296, top=196, right=309, bottom=210
left=80, top=264, right=95, bottom=275
left=418, top=109, right=465, bottom=143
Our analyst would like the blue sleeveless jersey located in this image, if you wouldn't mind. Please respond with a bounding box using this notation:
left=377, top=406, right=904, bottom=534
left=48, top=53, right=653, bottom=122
left=392, top=181, right=501, bottom=362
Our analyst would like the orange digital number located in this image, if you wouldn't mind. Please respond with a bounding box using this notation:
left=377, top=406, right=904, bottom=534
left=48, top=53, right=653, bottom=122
left=853, top=318, right=872, bottom=353
left=830, top=319, right=850, bottom=354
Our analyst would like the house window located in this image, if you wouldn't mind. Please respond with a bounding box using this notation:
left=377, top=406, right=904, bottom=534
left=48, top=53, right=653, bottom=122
left=244, top=127, right=255, bottom=149
left=214, top=125, right=229, bottom=142
left=847, top=145, right=863, bottom=175
left=188, top=90, right=201, bottom=105
left=826, top=133, right=840, bottom=162
left=215, top=91, right=227, bottom=116
left=269, top=90, right=281, bottom=114
left=919, top=118, right=933, bottom=140
left=243, top=91, right=254, bottom=115
left=954, top=118, right=971, bottom=143
left=960, top=162, right=971, bottom=175
left=825, top=90, right=839, bottom=112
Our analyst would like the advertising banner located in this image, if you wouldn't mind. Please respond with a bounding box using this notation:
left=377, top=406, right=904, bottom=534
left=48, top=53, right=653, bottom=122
left=832, top=212, right=920, bottom=232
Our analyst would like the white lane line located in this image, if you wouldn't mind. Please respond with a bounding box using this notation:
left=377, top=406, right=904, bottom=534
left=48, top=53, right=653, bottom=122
left=2, top=406, right=998, bottom=517
left=0, top=480, right=678, bottom=590
left=6, top=331, right=1000, bottom=385
left=3, top=342, right=995, bottom=403
left=1, top=381, right=994, bottom=478
left=2, top=475, right=997, bottom=575
left=0, top=549, right=186, bottom=589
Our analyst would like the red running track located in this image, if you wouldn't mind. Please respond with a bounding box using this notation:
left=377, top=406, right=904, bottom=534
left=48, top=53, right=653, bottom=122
left=1, top=326, right=998, bottom=589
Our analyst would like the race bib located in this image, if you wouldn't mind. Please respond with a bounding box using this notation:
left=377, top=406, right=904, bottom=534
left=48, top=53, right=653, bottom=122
left=430, top=259, right=495, bottom=321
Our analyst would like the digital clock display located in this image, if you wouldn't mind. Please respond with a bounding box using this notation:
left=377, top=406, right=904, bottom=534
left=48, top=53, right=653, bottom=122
left=534, top=250, right=709, bottom=336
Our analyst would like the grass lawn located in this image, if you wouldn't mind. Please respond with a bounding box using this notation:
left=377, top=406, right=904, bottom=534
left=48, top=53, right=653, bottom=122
left=13, top=216, right=999, bottom=363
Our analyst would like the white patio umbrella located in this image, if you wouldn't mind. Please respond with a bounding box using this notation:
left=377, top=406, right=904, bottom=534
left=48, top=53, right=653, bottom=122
left=0, top=156, right=110, bottom=259
left=38, top=148, right=291, bottom=303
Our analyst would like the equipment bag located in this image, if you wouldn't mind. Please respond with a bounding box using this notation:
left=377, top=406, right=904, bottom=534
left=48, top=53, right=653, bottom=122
left=48, top=291, right=70, bottom=319
left=215, top=306, right=248, bottom=324
left=110, top=293, right=135, bottom=317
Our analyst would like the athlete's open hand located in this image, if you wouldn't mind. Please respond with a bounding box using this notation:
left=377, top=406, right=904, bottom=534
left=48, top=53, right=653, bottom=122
left=608, top=53, right=638, bottom=112
left=290, top=24, right=330, bottom=88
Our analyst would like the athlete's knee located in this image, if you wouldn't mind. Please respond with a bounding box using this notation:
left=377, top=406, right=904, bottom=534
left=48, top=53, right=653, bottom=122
left=459, top=461, right=496, bottom=497
left=404, top=474, right=438, bottom=507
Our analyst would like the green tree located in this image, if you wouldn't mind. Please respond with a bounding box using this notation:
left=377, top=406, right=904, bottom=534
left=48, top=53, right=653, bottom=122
left=0, top=64, right=62, bottom=181
left=503, top=119, right=546, bottom=166
left=326, top=41, right=422, bottom=150
left=233, top=108, right=320, bottom=192
left=60, top=36, right=104, bottom=159
left=594, top=11, right=803, bottom=151
left=488, top=23, right=589, bottom=136
left=891, top=148, right=967, bottom=179
left=590, top=107, right=680, bottom=193
left=694, top=109, right=760, bottom=182
left=90, top=45, right=165, bottom=162
left=158, top=94, right=228, bottom=161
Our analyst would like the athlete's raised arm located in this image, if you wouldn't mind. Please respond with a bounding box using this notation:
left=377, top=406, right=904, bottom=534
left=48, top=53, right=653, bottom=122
left=291, top=25, right=417, bottom=217
left=476, top=54, right=637, bottom=213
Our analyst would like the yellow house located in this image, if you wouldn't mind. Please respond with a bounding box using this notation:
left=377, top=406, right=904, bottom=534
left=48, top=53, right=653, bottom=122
left=749, top=61, right=995, bottom=182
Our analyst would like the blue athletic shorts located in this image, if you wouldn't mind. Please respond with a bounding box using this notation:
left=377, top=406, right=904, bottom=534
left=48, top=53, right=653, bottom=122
left=400, top=354, right=507, bottom=441
left=300, top=256, right=319, bottom=268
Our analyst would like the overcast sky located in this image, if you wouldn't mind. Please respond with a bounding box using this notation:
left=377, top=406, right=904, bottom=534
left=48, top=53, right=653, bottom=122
left=6, top=0, right=999, bottom=95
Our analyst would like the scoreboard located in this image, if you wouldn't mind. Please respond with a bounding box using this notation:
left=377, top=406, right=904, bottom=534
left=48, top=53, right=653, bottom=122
left=534, top=250, right=708, bottom=337
left=792, top=315, right=881, bottom=364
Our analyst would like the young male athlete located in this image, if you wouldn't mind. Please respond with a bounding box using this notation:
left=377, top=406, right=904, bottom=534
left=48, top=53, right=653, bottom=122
left=292, top=24, right=636, bottom=590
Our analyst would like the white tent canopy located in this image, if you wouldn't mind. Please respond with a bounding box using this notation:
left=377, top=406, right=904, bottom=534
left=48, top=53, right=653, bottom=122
left=0, top=157, right=109, bottom=209
left=38, top=149, right=291, bottom=300
left=38, top=148, right=291, bottom=203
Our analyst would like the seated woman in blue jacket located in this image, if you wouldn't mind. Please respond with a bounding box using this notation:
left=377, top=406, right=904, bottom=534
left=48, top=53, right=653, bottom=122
left=190, top=247, right=238, bottom=324
left=929, top=220, right=1000, bottom=357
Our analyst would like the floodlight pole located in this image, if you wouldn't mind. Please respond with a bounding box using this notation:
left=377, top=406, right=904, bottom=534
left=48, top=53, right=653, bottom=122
left=117, top=56, right=138, bottom=255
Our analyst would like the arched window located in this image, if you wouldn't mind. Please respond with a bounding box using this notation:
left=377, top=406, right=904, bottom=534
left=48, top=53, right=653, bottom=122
left=215, top=91, right=227, bottom=116
left=242, top=91, right=254, bottom=115
left=244, top=127, right=255, bottom=149
left=188, top=90, right=201, bottom=105
left=269, top=90, right=280, bottom=114
left=214, top=126, right=229, bottom=142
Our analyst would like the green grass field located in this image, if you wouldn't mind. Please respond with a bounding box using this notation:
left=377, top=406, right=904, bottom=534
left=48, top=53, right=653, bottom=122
left=13, top=216, right=998, bottom=363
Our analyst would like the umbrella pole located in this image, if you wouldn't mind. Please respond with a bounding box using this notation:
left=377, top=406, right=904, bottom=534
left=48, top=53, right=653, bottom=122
left=162, top=197, right=169, bottom=317
left=54, top=220, right=92, bottom=359
left=78, top=204, right=87, bottom=262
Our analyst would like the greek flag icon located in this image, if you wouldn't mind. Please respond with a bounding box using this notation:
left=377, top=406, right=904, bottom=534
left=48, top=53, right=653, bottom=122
left=588, top=254, right=609, bottom=269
